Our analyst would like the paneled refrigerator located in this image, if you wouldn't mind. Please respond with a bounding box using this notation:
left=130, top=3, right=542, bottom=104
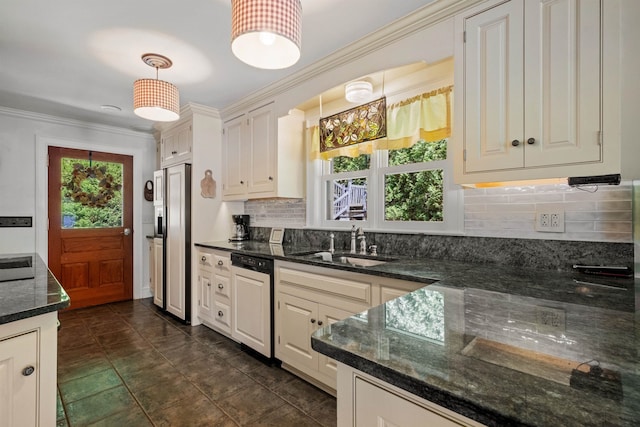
left=157, top=163, right=191, bottom=323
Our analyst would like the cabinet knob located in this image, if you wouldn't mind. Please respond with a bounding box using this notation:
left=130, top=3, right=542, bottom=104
left=217, top=260, right=224, bottom=266
left=22, top=366, right=35, bottom=376
left=310, top=318, right=316, bottom=324
left=317, top=320, right=323, bottom=326
left=171, top=150, right=177, bottom=155
left=201, top=256, right=206, bottom=262
left=511, top=139, right=520, bottom=147
left=527, top=137, right=536, bottom=145
left=218, top=283, right=224, bottom=289
left=218, top=310, right=224, bottom=317
left=240, top=180, right=244, bottom=185
left=268, top=176, right=273, bottom=181
left=207, top=282, right=211, bottom=287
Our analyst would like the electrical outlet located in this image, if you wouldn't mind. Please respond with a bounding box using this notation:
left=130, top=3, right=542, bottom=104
left=536, top=210, right=565, bottom=233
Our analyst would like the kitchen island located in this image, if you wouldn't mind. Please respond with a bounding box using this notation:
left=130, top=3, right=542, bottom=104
left=196, top=241, right=640, bottom=426
left=0, top=253, right=70, bottom=426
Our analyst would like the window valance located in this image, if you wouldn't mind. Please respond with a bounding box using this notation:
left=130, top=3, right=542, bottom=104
left=310, top=85, right=453, bottom=160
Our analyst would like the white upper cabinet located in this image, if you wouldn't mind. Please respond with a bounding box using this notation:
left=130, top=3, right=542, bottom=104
left=454, top=0, right=625, bottom=184
left=160, top=120, right=193, bottom=168
left=222, top=103, right=304, bottom=200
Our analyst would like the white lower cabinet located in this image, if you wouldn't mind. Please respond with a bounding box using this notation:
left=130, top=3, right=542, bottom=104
left=0, top=312, right=58, bottom=427
left=338, top=364, right=483, bottom=427
left=275, top=261, right=422, bottom=392
left=197, top=248, right=232, bottom=336
left=153, top=238, right=163, bottom=308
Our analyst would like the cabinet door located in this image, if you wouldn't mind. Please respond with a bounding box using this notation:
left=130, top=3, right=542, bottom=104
left=523, top=0, right=601, bottom=167
left=198, top=268, right=214, bottom=321
left=165, top=165, right=187, bottom=320
left=317, top=305, right=353, bottom=381
left=148, top=239, right=155, bottom=296
left=354, top=377, right=464, bottom=427
left=462, top=0, right=525, bottom=173
left=277, top=293, right=318, bottom=371
left=222, top=116, right=247, bottom=198
left=153, top=170, right=163, bottom=206
left=247, top=104, right=276, bottom=195
left=161, top=121, right=192, bottom=167
left=153, top=239, right=163, bottom=308
left=232, top=267, right=271, bottom=357
left=0, top=331, right=38, bottom=427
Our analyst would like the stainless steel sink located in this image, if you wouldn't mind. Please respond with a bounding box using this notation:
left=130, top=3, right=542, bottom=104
left=289, top=251, right=396, bottom=267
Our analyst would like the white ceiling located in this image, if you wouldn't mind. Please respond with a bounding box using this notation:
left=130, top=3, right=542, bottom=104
left=0, top=0, right=436, bottom=133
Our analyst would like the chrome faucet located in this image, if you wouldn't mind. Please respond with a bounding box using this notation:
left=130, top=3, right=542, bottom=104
left=357, top=227, right=366, bottom=254
left=350, top=225, right=357, bottom=254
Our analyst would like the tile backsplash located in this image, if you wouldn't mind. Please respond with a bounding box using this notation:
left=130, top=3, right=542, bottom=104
left=245, top=183, right=633, bottom=243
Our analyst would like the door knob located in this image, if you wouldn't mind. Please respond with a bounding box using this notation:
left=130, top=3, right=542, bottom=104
left=121, top=228, right=131, bottom=236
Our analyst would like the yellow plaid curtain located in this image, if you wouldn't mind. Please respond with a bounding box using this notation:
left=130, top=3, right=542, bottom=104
left=310, top=85, right=452, bottom=160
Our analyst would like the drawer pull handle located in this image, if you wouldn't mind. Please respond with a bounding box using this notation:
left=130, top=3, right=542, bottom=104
left=310, top=318, right=316, bottom=324
left=218, top=311, right=224, bottom=317
left=22, top=366, right=35, bottom=376
left=218, top=283, right=224, bottom=289
left=217, top=260, right=224, bottom=266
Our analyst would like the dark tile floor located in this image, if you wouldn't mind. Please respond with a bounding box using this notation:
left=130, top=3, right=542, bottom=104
left=56, top=298, right=337, bottom=426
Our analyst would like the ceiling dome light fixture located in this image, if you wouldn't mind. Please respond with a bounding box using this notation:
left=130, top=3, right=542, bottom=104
left=133, top=53, right=180, bottom=122
left=345, top=80, right=373, bottom=104
left=231, top=0, right=302, bottom=70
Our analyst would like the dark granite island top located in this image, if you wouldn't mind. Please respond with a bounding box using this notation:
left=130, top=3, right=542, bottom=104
left=312, top=271, right=640, bottom=426
left=0, top=253, right=70, bottom=324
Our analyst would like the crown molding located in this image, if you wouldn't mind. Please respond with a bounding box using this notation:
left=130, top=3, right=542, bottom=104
left=153, top=102, right=221, bottom=133
left=221, top=0, right=479, bottom=118
left=0, top=105, right=155, bottom=140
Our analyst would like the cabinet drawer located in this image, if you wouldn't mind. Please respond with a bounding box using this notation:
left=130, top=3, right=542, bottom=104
left=214, top=255, right=230, bottom=272
left=279, top=267, right=371, bottom=305
left=199, top=252, right=214, bottom=268
left=213, top=301, right=231, bottom=333
left=214, top=275, right=231, bottom=299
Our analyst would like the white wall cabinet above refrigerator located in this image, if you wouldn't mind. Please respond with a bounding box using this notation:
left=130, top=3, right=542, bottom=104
left=160, top=120, right=192, bottom=168
left=453, top=0, right=639, bottom=184
left=222, top=103, right=305, bottom=200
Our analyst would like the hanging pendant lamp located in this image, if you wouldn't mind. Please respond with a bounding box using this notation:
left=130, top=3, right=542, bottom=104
left=133, top=53, right=180, bottom=122
left=231, top=0, right=302, bottom=70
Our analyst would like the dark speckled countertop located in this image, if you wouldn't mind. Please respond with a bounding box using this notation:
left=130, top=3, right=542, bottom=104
left=0, top=253, right=70, bottom=324
left=196, top=240, right=640, bottom=426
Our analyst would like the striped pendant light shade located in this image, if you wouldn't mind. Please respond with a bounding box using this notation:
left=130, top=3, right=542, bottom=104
left=133, top=54, right=180, bottom=122
left=231, top=0, right=302, bottom=70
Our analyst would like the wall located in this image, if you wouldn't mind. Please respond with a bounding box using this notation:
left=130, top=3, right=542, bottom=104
left=246, top=181, right=633, bottom=244
left=0, top=107, right=157, bottom=298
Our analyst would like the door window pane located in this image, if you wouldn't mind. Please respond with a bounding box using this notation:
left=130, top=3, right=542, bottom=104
left=61, top=158, right=123, bottom=228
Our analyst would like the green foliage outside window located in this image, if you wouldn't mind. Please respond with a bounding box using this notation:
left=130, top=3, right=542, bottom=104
left=331, top=154, right=370, bottom=173
left=61, top=159, right=123, bottom=228
left=385, top=139, right=446, bottom=222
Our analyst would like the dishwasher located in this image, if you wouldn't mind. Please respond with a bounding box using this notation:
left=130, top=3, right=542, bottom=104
left=230, top=252, right=275, bottom=361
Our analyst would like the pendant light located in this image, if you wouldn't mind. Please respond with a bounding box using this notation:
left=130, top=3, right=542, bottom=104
left=231, top=0, right=302, bottom=70
left=133, top=53, right=180, bottom=122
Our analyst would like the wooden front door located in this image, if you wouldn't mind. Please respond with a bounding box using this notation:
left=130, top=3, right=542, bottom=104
left=48, top=147, right=133, bottom=309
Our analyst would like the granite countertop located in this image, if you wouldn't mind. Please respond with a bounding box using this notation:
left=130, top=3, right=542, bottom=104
left=196, top=240, right=640, bottom=426
left=0, top=253, right=70, bottom=325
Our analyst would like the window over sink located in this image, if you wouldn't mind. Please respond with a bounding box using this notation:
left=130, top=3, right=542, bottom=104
left=302, top=59, right=462, bottom=233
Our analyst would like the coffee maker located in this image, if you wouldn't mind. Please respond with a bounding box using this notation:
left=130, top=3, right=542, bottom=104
left=230, top=215, right=250, bottom=242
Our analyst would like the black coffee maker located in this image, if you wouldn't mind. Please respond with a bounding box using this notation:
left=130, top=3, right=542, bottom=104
left=230, top=215, right=250, bottom=242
